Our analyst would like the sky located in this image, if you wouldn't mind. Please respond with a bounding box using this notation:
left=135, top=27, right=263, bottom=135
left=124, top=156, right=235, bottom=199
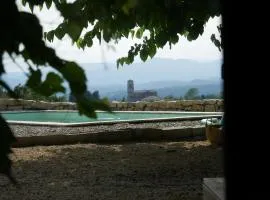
left=3, top=2, right=222, bottom=72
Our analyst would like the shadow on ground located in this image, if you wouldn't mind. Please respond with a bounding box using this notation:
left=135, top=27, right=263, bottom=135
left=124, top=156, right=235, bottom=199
left=0, top=140, right=224, bottom=200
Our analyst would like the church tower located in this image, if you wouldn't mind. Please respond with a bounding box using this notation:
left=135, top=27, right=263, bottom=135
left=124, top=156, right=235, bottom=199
left=127, top=80, right=134, bottom=102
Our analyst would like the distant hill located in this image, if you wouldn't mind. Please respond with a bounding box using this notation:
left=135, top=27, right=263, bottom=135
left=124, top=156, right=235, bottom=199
left=2, top=58, right=222, bottom=99
left=155, top=83, right=222, bottom=98
left=83, top=58, right=222, bottom=86
left=100, top=79, right=222, bottom=100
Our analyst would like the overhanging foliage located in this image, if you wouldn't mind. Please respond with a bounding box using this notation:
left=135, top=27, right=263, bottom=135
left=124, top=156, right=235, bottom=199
left=0, top=0, right=221, bottom=184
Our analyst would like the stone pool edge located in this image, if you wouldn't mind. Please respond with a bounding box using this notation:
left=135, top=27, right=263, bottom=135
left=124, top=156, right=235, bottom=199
left=7, top=114, right=222, bottom=127
left=12, top=126, right=206, bottom=147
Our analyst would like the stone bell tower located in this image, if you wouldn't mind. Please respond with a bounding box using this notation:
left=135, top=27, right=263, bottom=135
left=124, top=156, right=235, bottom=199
left=127, top=80, right=134, bottom=102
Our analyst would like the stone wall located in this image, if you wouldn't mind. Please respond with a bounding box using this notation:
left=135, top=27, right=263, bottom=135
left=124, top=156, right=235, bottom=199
left=0, top=98, right=223, bottom=112
left=0, top=98, right=77, bottom=111
left=111, top=100, right=223, bottom=112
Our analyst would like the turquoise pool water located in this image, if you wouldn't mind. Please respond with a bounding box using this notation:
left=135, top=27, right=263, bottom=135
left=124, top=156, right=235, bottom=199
left=1, top=111, right=220, bottom=123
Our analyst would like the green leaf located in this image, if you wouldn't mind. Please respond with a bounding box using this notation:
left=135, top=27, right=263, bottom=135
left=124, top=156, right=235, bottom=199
left=59, top=62, right=87, bottom=94
left=45, top=0, right=53, bottom=9
left=103, top=31, right=111, bottom=43
left=86, top=38, right=93, bottom=47
left=46, top=31, right=55, bottom=42
left=22, top=0, right=27, bottom=6
left=54, top=25, right=66, bottom=40
left=40, top=72, right=65, bottom=96
left=121, top=0, right=138, bottom=15
left=76, top=38, right=86, bottom=49
left=187, top=31, right=198, bottom=41
left=44, top=32, right=47, bottom=39
left=39, top=4, right=43, bottom=11
left=122, top=30, right=129, bottom=38
left=44, top=72, right=64, bottom=87
left=76, top=39, right=81, bottom=49
left=140, top=49, right=148, bottom=62
left=84, top=32, right=93, bottom=47
left=26, top=69, right=42, bottom=89
left=0, top=54, right=4, bottom=75
left=117, top=58, right=124, bottom=68
left=25, top=71, right=65, bottom=97
left=148, top=44, right=156, bottom=58
left=130, top=30, right=135, bottom=39
left=155, top=31, right=168, bottom=48
left=66, top=21, right=83, bottom=42
left=183, top=30, right=189, bottom=37
left=76, top=96, right=112, bottom=118
left=0, top=80, right=17, bottom=98
left=211, top=34, right=221, bottom=52
left=29, top=4, right=34, bottom=13
left=96, top=32, right=101, bottom=44
left=122, top=5, right=129, bottom=15
left=126, top=53, right=134, bottom=64
left=21, top=49, right=30, bottom=61
left=135, top=28, right=144, bottom=39
left=170, top=34, right=179, bottom=44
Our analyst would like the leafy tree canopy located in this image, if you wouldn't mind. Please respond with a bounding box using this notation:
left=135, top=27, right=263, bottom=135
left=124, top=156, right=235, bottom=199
left=184, top=87, right=199, bottom=99
left=12, top=84, right=68, bottom=102
left=40, top=0, right=221, bottom=65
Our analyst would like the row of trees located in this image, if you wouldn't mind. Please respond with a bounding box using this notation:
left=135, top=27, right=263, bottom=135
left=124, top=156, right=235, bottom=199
left=2, top=85, right=222, bottom=102
left=0, top=86, right=9, bottom=98
left=120, top=88, right=222, bottom=102
left=163, top=93, right=222, bottom=100
left=69, top=90, right=100, bottom=102
left=1, top=84, right=105, bottom=103
left=0, top=84, right=67, bottom=102
left=164, top=88, right=222, bottom=100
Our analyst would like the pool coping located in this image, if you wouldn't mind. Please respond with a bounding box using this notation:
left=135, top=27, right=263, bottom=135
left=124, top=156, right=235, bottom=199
left=3, top=110, right=222, bottom=127
left=1, top=110, right=223, bottom=114
left=7, top=115, right=222, bottom=127
left=12, top=126, right=207, bottom=148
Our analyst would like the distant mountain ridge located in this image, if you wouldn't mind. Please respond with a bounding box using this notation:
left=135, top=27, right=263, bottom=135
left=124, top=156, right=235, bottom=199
left=99, top=79, right=222, bottom=100
left=2, top=58, right=222, bottom=99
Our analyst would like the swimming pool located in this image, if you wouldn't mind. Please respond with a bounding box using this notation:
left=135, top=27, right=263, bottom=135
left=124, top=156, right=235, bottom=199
left=1, top=110, right=222, bottom=125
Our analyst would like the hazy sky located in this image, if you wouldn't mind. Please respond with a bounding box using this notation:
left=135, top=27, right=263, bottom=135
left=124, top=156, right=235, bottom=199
left=4, top=2, right=222, bottom=72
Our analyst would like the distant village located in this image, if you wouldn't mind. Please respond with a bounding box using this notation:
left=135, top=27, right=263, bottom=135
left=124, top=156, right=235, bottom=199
left=0, top=80, right=221, bottom=102
left=127, top=80, right=159, bottom=102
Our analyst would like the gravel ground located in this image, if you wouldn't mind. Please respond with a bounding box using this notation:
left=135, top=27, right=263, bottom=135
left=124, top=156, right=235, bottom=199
left=0, top=141, right=224, bottom=200
left=10, top=121, right=203, bottom=137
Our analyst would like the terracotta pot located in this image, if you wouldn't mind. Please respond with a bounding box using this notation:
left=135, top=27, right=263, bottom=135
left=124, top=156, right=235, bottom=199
left=205, top=125, right=223, bottom=147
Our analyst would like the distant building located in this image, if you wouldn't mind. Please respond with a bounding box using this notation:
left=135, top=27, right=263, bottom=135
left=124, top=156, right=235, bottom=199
left=127, top=80, right=158, bottom=102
